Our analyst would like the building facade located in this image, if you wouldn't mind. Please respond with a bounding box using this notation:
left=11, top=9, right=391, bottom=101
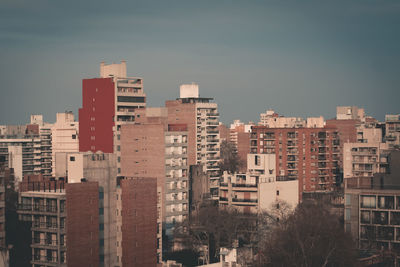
left=120, top=117, right=189, bottom=253
left=165, top=84, right=220, bottom=198
left=385, top=114, right=400, bottom=149
left=17, top=179, right=100, bottom=267
left=250, top=126, right=340, bottom=195
left=79, top=61, right=146, bottom=176
left=344, top=151, right=400, bottom=255
left=219, top=154, right=299, bottom=213
left=51, top=112, right=79, bottom=177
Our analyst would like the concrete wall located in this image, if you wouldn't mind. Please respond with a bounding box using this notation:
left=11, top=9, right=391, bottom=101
left=258, top=179, right=299, bottom=211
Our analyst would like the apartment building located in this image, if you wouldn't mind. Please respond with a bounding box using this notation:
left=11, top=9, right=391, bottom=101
left=229, top=120, right=253, bottom=172
left=65, top=152, right=117, bottom=267
left=120, top=115, right=189, bottom=252
left=51, top=112, right=79, bottom=177
left=79, top=61, right=146, bottom=176
left=30, top=115, right=53, bottom=179
left=0, top=115, right=56, bottom=182
left=0, top=158, right=8, bottom=250
left=117, top=177, right=158, bottom=266
left=219, top=154, right=298, bottom=213
left=0, top=131, right=42, bottom=183
left=343, top=143, right=389, bottom=179
left=336, top=106, right=365, bottom=121
left=17, top=178, right=100, bottom=267
left=165, top=84, right=220, bottom=198
left=250, top=126, right=340, bottom=195
left=258, top=109, right=325, bottom=129
left=344, top=150, right=400, bottom=254
left=385, top=114, right=400, bottom=149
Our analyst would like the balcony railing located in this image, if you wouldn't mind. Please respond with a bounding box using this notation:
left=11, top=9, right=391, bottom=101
left=33, top=238, right=58, bottom=246
left=232, top=183, right=257, bottom=188
left=33, top=255, right=58, bottom=263
left=232, top=198, right=257, bottom=203
left=18, top=204, right=58, bottom=213
left=32, top=222, right=58, bottom=229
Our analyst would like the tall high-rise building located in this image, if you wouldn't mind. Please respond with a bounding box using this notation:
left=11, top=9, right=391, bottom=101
left=344, top=150, right=400, bottom=253
left=17, top=177, right=100, bottom=267
left=385, top=114, right=400, bottom=148
left=51, top=112, right=79, bottom=177
left=250, top=126, right=340, bottom=195
left=65, top=152, right=117, bottom=267
left=0, top=157, right=7, bottom=250
left=120, top=108, right=189, bottom=256
left=165, top=83, right=220, bottom=198
left=0, top=124, right=44, bottom=183
left=79, top=61, right=146, bottom=175
left=118, top=177, right=158, bottom=266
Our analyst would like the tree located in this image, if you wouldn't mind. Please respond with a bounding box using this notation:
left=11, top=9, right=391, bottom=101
left=259, top=201, right=357, bottom=267
left=218, top=140, right=245, bottom=174
left=173, top=201, right=258, bottom=264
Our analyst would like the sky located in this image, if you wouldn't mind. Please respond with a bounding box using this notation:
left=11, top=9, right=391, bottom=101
left=0, top=0, right=399, bottom=125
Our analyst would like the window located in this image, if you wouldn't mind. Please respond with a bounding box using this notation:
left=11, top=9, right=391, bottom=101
left=276, top=190, right=279, bottom=196
left=117, top=96, right=145, bottom=103
left=345, top=194, right=351, bottom=205
left=255, top=155, right=260, bottom=166
left=361, top=195, right=376, bottom=208
left=345, top=208, right=351, bottom=220
left=70, top=156, right=75, bottom=162
left=378, top=196, right=394, bottom=209
left=72, top=134, right=76, bottom=139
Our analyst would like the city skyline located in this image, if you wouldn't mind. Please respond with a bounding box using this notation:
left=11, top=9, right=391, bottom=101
left=1, top=0, right=399, bottom=125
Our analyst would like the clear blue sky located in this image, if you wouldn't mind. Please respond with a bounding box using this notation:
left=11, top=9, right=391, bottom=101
left=0, top=0, right=399, bottom=125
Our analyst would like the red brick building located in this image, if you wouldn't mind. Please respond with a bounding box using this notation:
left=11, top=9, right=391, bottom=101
left=120, top=178, right=157, bottom=267
left=66, top=182, right=100, bottom=267
left=78, top=61, right=146, bottom=176
left=18, top=177, right=100, bottom=267
left=250, top=126, right=340, bottom=196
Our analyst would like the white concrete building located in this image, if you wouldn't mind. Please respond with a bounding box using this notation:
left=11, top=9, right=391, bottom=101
left=343, top=142, right=389, bottom=179
left=259, top=109, right=325, bottom=128
left=220, top=154, right=299, bottom=213
left=51, top=112, right=79, bottom=177
left=336, top=106, right=365, bottom=121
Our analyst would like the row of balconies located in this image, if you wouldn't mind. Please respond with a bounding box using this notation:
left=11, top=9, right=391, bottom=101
left=18, top=204, right=63, bottom=214
left=33, top=254, right=61, bottom=264
left=33, top=238, right=59, bottom=246
left=32, top=222, right=62, bottom=230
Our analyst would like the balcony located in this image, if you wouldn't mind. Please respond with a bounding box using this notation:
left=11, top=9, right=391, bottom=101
left=33, top=238, right=58, bottom=247
left=32, top=222, right=59, bottom=230
left=18, top=204, right=58, bottom=213
left=33, top=255, right=58, bottom=265
left=232, top=183, right=257, bottom=188
left=232, top=198, right=257, bottom=204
